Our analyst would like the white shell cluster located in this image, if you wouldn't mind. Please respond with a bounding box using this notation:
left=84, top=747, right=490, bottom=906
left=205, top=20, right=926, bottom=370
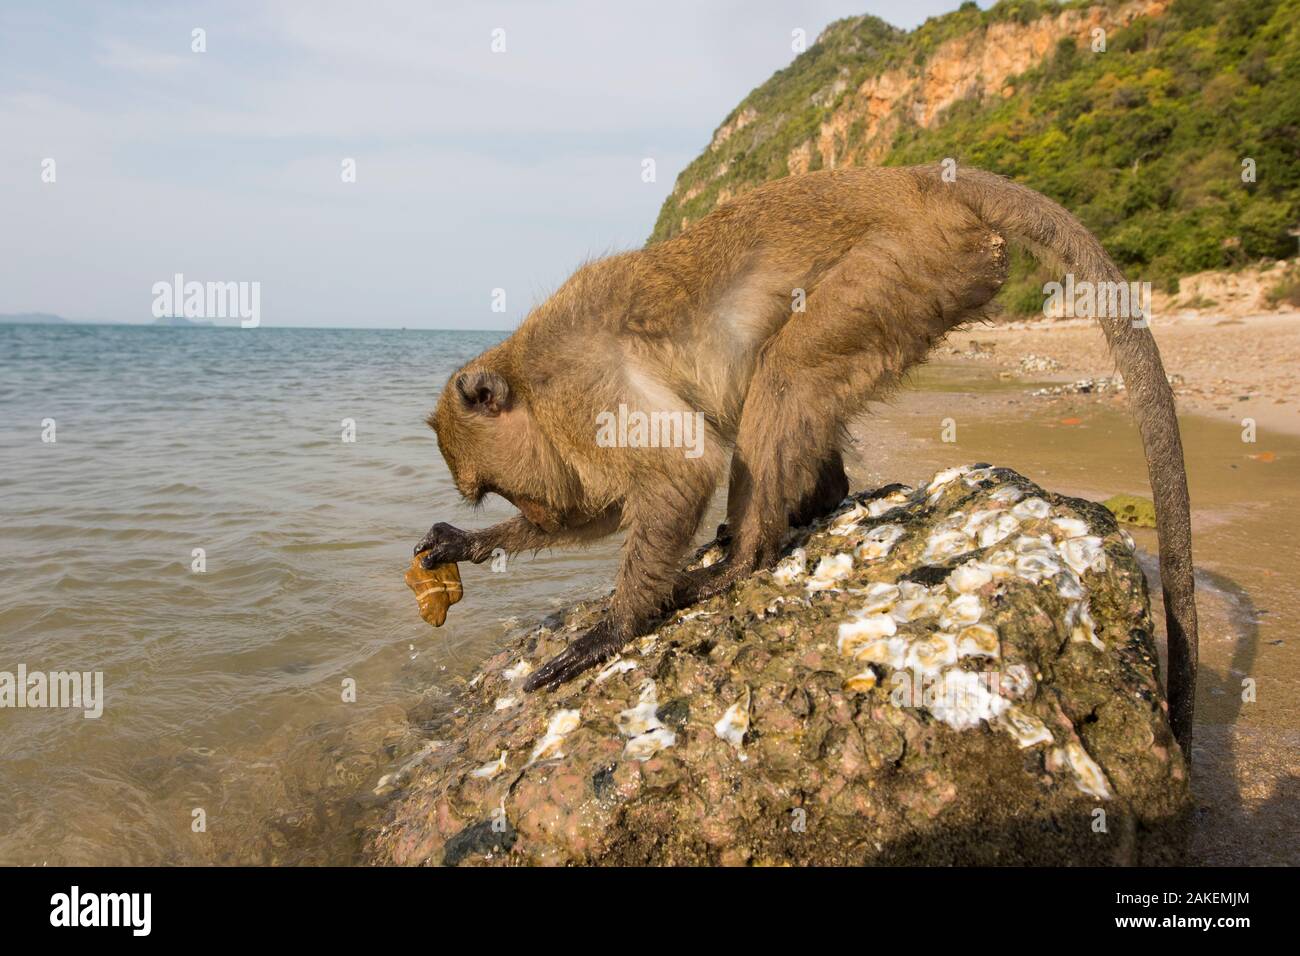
left=922, top=528, right=975, bottom=563
left=594, top=657, right=638, bottom=684
left=835, top=570, right=1019, bottom=735
left=528, top=708, right=581, bottom=765
left=771, top=547, right=807, bottom=585
left=714, top=684, right=751, bottom=760
left=998, top=706, right=1054, bottom=748
left=502, top=660, right=533, bottom=682
left=827, top=502, right=870, bottom=536
left=805, top=552, right=854, bottom=591
left=618, top=680, right=677, bottom=761
left=857, top=523, right=906, bottom=561
left=1060, top=741, right=1114, bottom=799
left=1011, top=496, right=1052, bottom=520
left=927, top=668, right=1010, bottom=730
left=632, top=466, right=1121, bottom=796
left=989, top=484, right=1025, bottom=504
left=926, top=465, right=973, bottom=506
left=821, top=466, right=1121, bottom=773
left=868, top=487, right=914, bottom=516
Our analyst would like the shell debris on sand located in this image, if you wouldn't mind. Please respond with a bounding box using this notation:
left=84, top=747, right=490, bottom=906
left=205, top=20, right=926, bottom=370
left=367, top=464, right=1187, bottom=867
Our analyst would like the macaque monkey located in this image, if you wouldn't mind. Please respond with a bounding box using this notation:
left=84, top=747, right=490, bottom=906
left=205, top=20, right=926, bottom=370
left=417, top=164, right=1198, bottom=752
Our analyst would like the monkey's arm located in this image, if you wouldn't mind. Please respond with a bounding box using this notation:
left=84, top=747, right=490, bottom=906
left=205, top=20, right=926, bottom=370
left=415, top=505, right=621, bottom=567
left=524, top=482, right=712, bottom=691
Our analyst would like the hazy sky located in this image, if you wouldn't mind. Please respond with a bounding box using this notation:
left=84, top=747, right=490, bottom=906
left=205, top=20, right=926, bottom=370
left=1, top=1, right=982, bottom=329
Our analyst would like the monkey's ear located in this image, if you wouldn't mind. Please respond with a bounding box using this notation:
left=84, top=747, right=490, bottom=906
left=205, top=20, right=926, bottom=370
left=455, top=370, right=511, bottom=416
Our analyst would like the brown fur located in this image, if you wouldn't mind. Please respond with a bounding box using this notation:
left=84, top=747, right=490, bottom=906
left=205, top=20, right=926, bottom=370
left=417, top=165, right=1197, bottom=753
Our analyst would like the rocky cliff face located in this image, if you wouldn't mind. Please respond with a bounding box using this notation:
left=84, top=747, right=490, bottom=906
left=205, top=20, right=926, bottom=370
left=648, top=0, right=1300, bottom=306
left=792, top=0, right=1168, bottom=174
left=655, top=1, right=1170, bottom=240
left=366, top=466, right=1188, bottom=866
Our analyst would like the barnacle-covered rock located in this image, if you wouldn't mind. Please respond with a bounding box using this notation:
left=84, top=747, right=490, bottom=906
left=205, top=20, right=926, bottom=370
left=368, top=466, right=1188, bottom=866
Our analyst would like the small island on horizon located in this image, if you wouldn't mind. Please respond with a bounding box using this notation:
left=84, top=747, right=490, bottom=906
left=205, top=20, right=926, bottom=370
left=150, top=315, right=218, bottom=327
left=0, top=312, right=68, bottom=325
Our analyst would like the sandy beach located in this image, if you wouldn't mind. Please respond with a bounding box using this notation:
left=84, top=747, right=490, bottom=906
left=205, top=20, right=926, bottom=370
left=943, top=309, right=1300, bottom=439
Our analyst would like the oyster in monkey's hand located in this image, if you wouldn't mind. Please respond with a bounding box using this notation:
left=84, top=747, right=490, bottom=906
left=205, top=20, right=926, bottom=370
left=405, top=556, right=464, bottom=627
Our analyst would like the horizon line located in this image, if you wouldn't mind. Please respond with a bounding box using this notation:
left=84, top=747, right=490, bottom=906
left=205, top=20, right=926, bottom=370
left=0, top=319, right=516, bottom=333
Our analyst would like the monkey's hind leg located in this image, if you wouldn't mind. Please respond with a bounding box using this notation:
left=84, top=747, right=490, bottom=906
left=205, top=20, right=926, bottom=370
left=671, top=451, right=847, bottom=610
left=701, top=451, right=846, bottom=559
left=789, top=450, right=850, bottom=527
left=724, top=243, right=937, bottom=583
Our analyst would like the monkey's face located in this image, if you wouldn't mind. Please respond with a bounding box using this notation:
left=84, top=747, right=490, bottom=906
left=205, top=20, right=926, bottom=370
left=428, top=366, right=569, bottom=532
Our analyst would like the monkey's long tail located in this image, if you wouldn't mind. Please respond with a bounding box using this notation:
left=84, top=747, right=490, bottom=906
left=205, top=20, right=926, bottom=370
left=930, top=164, right=1198, bottom=756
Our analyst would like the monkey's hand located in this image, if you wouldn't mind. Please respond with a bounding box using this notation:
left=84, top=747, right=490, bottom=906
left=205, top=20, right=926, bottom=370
left=524, top=619, right=628, bottom=692
left=414, top=522, right=474, bottom=568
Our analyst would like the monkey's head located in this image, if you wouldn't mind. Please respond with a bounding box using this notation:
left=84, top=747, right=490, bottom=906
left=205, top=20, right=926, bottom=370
left=428, top=363, right=573, bottom=532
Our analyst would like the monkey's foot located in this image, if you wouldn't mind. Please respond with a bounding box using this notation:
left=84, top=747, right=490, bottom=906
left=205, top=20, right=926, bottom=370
left=672, top=561, right=745, bottom=609
left=524, top=620, right=628, bottom=692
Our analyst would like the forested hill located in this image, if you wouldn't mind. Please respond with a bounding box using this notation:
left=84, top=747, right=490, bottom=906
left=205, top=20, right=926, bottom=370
left=650, top=0, right=1299, bottom=314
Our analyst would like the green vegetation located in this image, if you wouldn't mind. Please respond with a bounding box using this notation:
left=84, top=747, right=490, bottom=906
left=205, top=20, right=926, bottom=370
left=650, top=0, right=1300, bottom=315
left=1267, top=263, right=1300, bottom=307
